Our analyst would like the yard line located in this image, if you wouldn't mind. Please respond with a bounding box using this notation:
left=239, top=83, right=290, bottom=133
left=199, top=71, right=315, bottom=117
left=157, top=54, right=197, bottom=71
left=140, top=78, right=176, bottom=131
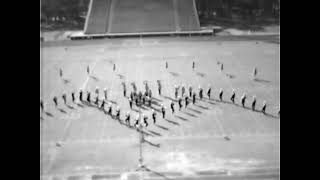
left=41, top=132, right=279, bottom=146
left=80, top=58, right=99, bottom=90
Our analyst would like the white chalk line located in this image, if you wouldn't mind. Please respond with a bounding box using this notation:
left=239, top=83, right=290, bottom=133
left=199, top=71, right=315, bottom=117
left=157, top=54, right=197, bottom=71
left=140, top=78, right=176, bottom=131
left=41, top=131, right=279, bottom=146
left=81, top=58, right=100, bottom=90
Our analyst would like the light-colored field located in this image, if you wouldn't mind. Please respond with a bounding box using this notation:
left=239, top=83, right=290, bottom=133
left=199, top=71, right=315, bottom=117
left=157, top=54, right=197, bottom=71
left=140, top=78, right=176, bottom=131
left=40, top=36, right=279, bottom=180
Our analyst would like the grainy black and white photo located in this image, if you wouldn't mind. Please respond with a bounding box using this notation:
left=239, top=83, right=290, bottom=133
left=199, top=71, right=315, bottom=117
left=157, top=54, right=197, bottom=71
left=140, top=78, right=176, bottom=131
left=40, top=0, right=280, bottom=179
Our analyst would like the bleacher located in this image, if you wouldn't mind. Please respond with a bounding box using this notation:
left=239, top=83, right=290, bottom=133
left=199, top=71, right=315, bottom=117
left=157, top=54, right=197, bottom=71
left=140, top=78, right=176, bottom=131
left=109, top=0, right=176, bottom=33
left=176, top=0, right=200, bottom=31
left=84, top=0, right=112, bottom=34
left=80, top=0, right=205, bottom=37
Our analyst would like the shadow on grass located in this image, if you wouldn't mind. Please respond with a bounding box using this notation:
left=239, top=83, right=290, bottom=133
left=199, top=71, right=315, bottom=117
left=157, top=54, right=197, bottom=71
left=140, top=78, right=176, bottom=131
left=143, top=139, right=160, bottom=148
left=165, top=119, right=180, bottom=126
left=263, top=112, right=279, bottom=119
left=90, top=75, right=99, bottom=81
left=109, top=100, right=117, bottom=105
left=77, top=103, right=84, bottom=108
left=142, top=167, right=174, bottom=180
left=152, top=97, right=163, bottom=102
left=175, top=115, right=188, bottom=121
left=155, top=124, right=169, bottom=131
left=151, top=100, right=160, bottom=107
left=58, top=108, right=67, bottom=114
left=196, top=104, right=209, bottom=110
left=254, top=78, right=271, bottom=83
left=163, top=96, right=177, bottom=102
left=188, top=108, right=202, bottom=114
left=226, top=73, right=236, bottom=79
left=67, top=105, right=75, bottom=110
left=45, top=111, right=54, bottom=117
left=117, top=74, right=125, bottom=79
left=169, top=72, right=179, bottom=77
left=147, top=130, right=162, bottom=137
left=183, top=111, right=197, bottom=118
left=63, top=79, right=71, bottom=84
left=196, top=72, right=206, bottom=77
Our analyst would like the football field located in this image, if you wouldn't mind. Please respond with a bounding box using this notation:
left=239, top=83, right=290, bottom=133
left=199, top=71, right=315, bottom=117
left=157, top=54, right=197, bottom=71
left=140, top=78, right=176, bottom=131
left=40, top=35, right=280, bottom=180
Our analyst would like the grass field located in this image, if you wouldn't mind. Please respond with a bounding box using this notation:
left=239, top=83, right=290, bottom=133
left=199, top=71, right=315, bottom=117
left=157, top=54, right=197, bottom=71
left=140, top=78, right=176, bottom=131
left=40, top=35, right=279, bottom=180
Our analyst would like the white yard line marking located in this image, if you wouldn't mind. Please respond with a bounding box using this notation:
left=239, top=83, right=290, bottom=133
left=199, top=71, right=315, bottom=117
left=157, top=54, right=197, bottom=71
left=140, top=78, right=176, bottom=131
left=42, top=132, right=279, bottom=146
left=81, top=58, right=99, bottom=90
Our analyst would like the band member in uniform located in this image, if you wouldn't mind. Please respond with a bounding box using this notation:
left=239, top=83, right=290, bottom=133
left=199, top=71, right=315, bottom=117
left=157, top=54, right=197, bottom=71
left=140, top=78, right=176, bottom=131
left=135, top=96, right=139, bottom=107
left=71, top=92, right=75, bottom=103
left=53, top=96, right=58, bottom=107
left=174, top=85, right=178, bottom=99
left=148, top=89, right=152, bottom=99
left=79, top=89, right=83, bottom=102
left=116, top=106, right=121, bottom=121
left=178, top=97, right=183, bottom=111
left=134, top=114, right=140, bottom=128
left=185, top=96, right=189, bottom=108
left=219, top=88, right=223, bottom=101
left=152, top=110, right=157, bottom=124
left=241, top=93, right=247, bottom=107
left=142, top=95, right=146, bottom=105
left=87, top=91, right=91, bottom=103
left=261, top=101, right=267, bottom=114
left=122, top=82, right=126, bottom=97
left=125, top=111, right=131, bottom=125
left=181, top=85, right=185, bottom=97
left=158, top=83, right=162, bottom=96
left=130, top=91, right=134, bottom=101
left=192, top=92, right=196, bottom=104
left=170, top=101, right=175, bottom=114
left=100, top=98, right=106, bottom=110
left=87, top=65, right=90, bottom=75
left=199, top=86, right=203, bottom=100
left=59, top=68, right=63, bottom=78
left=147, top=96, right=152, bottom=107
left=253, top=67, right=257, bottom=79
left=108, top=104, right=113, bottom=116
left=161, top=104, right=166, bottom=119
left=165, top=61, right=168, bottom=69
left=192, top=61, right=195, bottom=70
left=95, top=86, right=99, bottom=96
left=189, top=85, right=192, bottom=97
left=103, top=88, right=107, bottom=100
left=62, top=93, right=67, bottom=105
left=207, top=86, right=211, bottom=99
left=129, top=98, right=133, bottom=109
left=230, top=89, right=235, bottom=103
left=40, top=99, right=44, bottom=113
left=143, top=114, right=148, bottom=127
left=94, top=95, right=99, bottom=106
left=138, top=91, right=142, bottom=102
left=251, top=96, right=256, bottom=111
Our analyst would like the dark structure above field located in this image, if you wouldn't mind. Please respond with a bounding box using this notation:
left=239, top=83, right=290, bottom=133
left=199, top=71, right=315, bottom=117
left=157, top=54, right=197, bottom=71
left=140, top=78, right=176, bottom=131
left=84, top=0, right=201, bottom=34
